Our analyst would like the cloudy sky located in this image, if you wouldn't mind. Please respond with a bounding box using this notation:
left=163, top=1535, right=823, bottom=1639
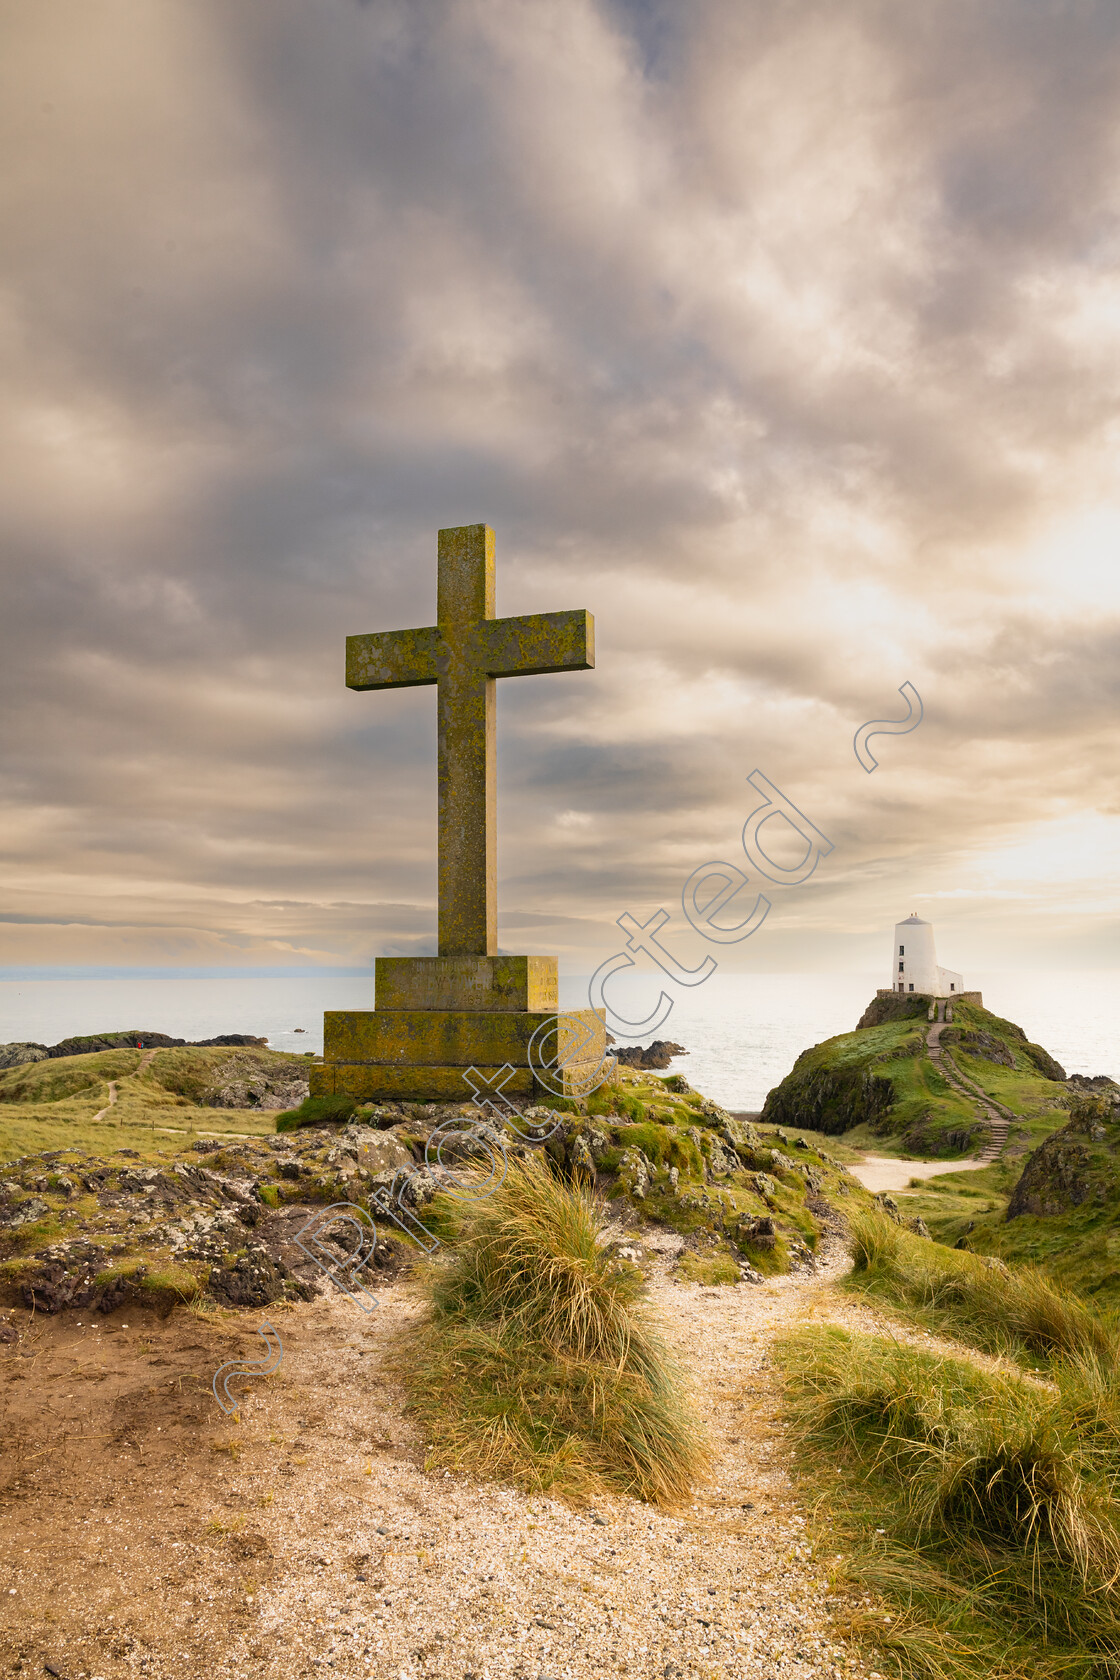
left=2, top=0, right=1118, bottom=987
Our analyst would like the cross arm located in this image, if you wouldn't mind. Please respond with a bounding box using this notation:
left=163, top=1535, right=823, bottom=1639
left=479, top=610, right=595, bottom=678
left=346, top=626, right=442, bottom=691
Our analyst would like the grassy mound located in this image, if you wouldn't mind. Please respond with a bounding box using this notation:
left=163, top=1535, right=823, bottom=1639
left=779, top=1325, right=1120, bottom=1679
left=0, top=1044, right=312, bottom=1157
left=274, top=1093, right=359, bottom=1131
left=762, top=996, right=1071, bottom=1156
left=394, top=1158, right=711, bottom=1506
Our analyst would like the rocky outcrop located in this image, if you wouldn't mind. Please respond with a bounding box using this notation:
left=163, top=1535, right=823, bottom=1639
left=856, top=994, right=932, bottom=1029
left=0, top=1030, right=270, bottom=1065
left=1022, top=1042, right=1067, bottom=1082
left=762, top=1062, right=895, bottom=1135
left=207, top=1245, right=313, bottom=1309
left=944, top=1029, right=1015, bottom=1068
left=0, top=1043, right=50, bottom=1069
left=207, top=1055, right=309, bottom=1111
left=1006, top=1098, right=1120, bottom=1219
left=1007, top=1133, right=1095, bottom=1218
left=612, top=1041, right=687, bottom=1070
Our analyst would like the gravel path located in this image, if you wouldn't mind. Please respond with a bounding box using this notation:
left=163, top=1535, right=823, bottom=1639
left=4, top=1236, right=920, bottom=1680
left=200, top=1242, right=886, bottom=1680
left=848, top=1153, right=990, bottom=1193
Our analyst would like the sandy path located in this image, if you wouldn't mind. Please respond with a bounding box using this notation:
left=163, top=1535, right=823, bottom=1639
left=2, top=1242, right=906, bottom=1680
left=232, top=1255, right=870, bottom=1680
left=849, top=1154, right=990, bottom=1193
left=90, top=1079, right=119, bottom=1123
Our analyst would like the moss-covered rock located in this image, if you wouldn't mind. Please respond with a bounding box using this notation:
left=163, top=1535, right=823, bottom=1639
left=856, top=992, right=935, bottom=1029
left=1007, top=1097, right=1120, bottom=1219
left=762, top=1057, right=896, bottom=1135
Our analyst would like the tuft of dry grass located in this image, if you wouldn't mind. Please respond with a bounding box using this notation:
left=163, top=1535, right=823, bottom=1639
left=392, top=1157, right=711, bottom=1507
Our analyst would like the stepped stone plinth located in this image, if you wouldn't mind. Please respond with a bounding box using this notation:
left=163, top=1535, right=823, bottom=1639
left=311, top=956, right=607, bottom=1103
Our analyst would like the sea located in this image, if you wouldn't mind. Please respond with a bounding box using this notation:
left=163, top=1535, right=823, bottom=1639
left=0, top=969, right=1115, bottom=1113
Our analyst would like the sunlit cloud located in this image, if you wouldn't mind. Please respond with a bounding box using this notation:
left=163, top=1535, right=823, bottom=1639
left=0, top=0, right=1117, bottom=977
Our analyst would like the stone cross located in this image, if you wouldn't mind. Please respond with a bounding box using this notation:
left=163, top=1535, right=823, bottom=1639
left=346, top=524, right=594, bottom=957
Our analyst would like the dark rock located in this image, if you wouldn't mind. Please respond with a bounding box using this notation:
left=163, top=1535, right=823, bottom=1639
left=17, top=1243, right=140, bottom=1314
left=0, top=1042, right=49, bottom=1069
left=612, top=1041, right=687, bottom=1070
left=46, top=1031, right=187, bottom=1058
left=207, top=1245, right=310, bottom=1308
left=1006, top=1099, right=1115, bottom=1218
left=27, top=1029, right=271, bottom=1060
left=1023, top=1042, right=1067, bottom=1082
left=762, top=1060, right=895, bottom=1136
left=191, top=1034, right=269, bottom=1047
left=733, top=1214, right=776, bottom=1251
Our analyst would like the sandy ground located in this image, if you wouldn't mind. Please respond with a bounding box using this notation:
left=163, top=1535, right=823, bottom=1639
left=0, top=1242, right=907, bottom=1680
left=847, top=1154, right=991, bottom=1194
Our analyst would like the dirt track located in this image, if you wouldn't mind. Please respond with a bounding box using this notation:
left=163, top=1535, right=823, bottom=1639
left=1, top=1247, right=887, bottom=1680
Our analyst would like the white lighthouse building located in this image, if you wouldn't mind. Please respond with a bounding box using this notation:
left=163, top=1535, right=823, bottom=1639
left=892, top=913, right=963, bottom=997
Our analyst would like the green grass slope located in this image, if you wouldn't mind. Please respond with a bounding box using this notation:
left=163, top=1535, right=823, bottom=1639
left=775, top=1210, right=1120, bottom=1680
left=762, top=993, right=1070, bottom=1157
left=0, top=1044, right=313, bottom=1158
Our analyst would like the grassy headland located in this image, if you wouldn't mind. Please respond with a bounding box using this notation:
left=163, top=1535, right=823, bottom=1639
left=763, top=991, right=1071, bottom=1158
left=0, top=1043, right=313, bottom=1159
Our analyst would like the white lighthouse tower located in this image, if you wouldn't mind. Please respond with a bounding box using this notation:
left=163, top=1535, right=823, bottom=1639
left=892, top=913, right=963, bottom=997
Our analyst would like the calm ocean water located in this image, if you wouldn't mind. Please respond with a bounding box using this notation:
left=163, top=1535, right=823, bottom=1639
left=0, top=969, right=1114, bottom=1113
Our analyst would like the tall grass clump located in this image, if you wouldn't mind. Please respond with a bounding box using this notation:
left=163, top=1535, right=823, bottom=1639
left=779, top=1326, right=1120, bottom=1679
left=393, top=1157, right=711, bottom=1506
left=846, top=1207, right=1120, bottom=1367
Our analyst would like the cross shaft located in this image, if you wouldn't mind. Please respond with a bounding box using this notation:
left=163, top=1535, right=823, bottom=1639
left=347, top=524, right=594, bottom=957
